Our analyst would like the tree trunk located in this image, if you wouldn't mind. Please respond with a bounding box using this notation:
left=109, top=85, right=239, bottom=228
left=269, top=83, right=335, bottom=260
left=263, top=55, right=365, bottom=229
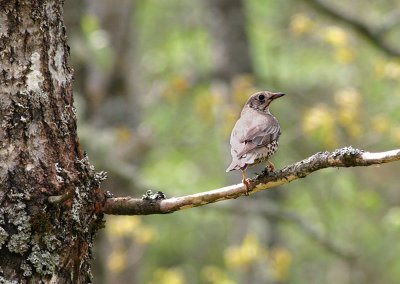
left=0, top=0, right=103, bottom=282
left=84, top=0, right=140, bottom=127
left=206, top=0, right=253, bottom=81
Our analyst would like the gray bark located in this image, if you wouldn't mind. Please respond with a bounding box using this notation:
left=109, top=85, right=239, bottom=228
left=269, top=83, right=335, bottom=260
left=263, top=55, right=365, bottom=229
left=0, top=0, right=104, bottom=282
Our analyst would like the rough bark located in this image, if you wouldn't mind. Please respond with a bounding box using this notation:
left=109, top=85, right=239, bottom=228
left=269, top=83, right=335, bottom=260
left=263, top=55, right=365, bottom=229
left=0, top=0, right=104, bottom=282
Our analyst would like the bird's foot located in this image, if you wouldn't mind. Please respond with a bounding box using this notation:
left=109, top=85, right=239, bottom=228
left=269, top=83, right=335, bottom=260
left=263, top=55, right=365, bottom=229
left=266, top=161, right=275, bottom=172
left=242, top=178, right=251, bottom=195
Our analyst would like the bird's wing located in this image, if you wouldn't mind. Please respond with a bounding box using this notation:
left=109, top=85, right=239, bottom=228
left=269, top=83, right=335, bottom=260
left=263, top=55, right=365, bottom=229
left=231, top=113, right=281, bottom=158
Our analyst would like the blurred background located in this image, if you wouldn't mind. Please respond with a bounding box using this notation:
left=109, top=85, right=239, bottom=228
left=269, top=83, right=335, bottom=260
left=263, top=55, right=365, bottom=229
left=64, top=0, right=400, bottom=283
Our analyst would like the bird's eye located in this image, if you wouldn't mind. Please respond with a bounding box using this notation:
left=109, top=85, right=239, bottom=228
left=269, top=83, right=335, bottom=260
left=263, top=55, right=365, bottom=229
left=258, top=94, right=265, bottom=101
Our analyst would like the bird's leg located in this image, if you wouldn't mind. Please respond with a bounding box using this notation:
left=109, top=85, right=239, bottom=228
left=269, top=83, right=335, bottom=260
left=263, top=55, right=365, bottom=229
left=242, top=170, right=250, bottom=195
left=266, top=160, right=275, bottom=172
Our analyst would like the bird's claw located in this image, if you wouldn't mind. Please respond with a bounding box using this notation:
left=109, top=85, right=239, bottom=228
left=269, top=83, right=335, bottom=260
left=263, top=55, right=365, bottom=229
left=266, top=161, right=275, bottom=172
left=242, top=178, right=251, bottom=195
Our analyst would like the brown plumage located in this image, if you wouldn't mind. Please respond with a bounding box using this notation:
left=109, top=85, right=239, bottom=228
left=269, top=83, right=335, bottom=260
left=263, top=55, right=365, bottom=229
left=226, top=91, right=285, bottom=188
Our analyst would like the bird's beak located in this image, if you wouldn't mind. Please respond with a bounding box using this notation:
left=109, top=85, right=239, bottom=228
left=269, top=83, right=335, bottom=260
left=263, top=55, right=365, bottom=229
left=271, top=92, right=285, bottom=100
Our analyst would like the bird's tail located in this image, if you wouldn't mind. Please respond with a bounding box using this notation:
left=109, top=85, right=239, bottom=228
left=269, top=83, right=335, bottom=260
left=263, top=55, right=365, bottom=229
left=226, top=160, right=244, bottom=172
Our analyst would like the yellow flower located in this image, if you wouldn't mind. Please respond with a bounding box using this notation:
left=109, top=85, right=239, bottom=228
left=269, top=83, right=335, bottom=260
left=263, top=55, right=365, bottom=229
left=107, top=249, right=127, bottom=273
left=106, top=216, right=141, bottom=238
left=161, top=76, right=189, bottom=102
left=134, top=226, right=155, bottom=245
left=172, top=76, right=189, bottom=93
left=290, top=14, right=315, bottom=35
left=383, top=62, right=400, bottom=79
left=232, top=74, right=256, bottom=106
left=334, top=88, right=362, bottom=138
left=334, top=88, right=361, bottom=107
left=334, top=47, right=354, bottom=64
left=106, top=216, right=155, bottom=244
left=150, top=268, right=185, bottom=284
left=323, top=26, right=348, bottom=47
left=202, top=266, right=237, bottom=284
left=302, top=104, right=337, bottom=147
left=224, top=246, right=244, bottom=268
left=371, top=115, right=390, bottom=134
left=195, top=92, right=221, bottom=123
left=224, top=234, right=264, bottom=268
left=390, top=127, right=400, bottom=143
left=223, top=107, right=240, bottom=138
left=375, top=59, right=400, bottom=80
left=270, top=248, right=292, bottom=281
left=116, top=126, right=132, bottom=143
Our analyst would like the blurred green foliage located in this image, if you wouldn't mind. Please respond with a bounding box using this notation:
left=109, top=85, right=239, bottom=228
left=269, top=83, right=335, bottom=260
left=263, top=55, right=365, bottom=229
left=68, top=0, right=400, bottom=283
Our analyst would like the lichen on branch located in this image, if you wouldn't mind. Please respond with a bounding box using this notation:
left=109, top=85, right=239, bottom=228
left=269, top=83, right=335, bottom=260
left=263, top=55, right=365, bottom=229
left=101, top=146, right=400, bottom=215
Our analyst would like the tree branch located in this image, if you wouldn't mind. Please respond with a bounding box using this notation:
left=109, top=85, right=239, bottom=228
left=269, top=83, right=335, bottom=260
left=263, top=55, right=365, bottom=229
left=303, top=0, right=400, bottom=57
left=102, top=147, right=400, bottom=215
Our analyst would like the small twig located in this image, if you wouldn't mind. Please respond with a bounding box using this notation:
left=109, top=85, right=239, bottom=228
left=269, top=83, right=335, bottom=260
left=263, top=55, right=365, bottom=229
left=48, top=189, right=74, bottom=204
left=102, top=147, right=400, bottom=215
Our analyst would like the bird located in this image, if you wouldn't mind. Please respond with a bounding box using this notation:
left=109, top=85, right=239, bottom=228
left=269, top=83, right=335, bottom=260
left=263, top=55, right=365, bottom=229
left=226, top=91, right=285, bottom=191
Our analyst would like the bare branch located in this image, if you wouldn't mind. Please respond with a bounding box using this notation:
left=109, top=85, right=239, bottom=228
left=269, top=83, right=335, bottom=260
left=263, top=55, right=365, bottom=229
left=303, top=0, right=400, bottom=57
left=380, top=10, right=400, bottom=33
left=102, top=147, right=400, bottom=215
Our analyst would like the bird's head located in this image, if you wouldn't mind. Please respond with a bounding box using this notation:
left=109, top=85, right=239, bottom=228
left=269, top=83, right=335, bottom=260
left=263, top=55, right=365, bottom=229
left=246, top=91, right=285, bottom=112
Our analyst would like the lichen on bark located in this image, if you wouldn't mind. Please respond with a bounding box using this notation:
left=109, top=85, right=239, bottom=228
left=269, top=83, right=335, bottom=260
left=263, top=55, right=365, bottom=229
left=0, top=0, right=104, bottom=282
